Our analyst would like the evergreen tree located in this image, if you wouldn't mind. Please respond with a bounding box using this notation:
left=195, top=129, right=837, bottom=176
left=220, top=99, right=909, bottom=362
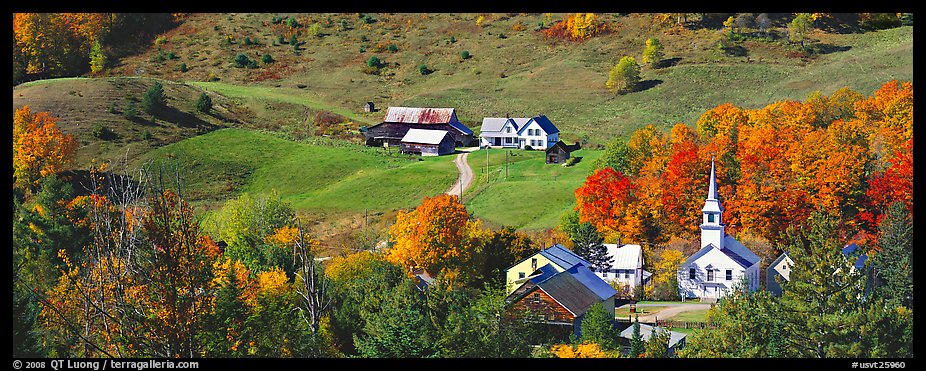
left=643, top=325, right=672, bottom=358
left=200, top=266, right=250, bottom=357
left=872, top=202, right=912, bottom=309
left=195, top=92, right=212, bottom=113
left=629, top=315, right=644, bottom=357
left=580, top=302, right=618, bottom=350
left=354, top=279, right=436, bottom=357
left=571, top=222, right=612, bottom=272
left=141, top=81, right=165, bottom=115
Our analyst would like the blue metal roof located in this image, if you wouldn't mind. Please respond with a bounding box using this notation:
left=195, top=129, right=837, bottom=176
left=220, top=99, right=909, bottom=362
left=539, top=244, right=590, bottom=270
left=720, top=247, right=755, bottom=269
left=517, top=115, right=560, bottom=135
left=842, top=243, right=868, bottom=270
left=528, top=263, right=560, bottom=285
left=566, top=264, right=618, bottom=301
left=449, top=121, right=474, bottom=135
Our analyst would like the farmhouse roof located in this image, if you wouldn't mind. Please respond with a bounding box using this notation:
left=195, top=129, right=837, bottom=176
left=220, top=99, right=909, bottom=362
left=538, top=244, right=590, bottom=270
left=401, top=129, right=450, bottom=145
left=384, top=107, right=457, bottom=124
left=602, top=244, right=643, bottom=270
left=769, top=252, right=792, bottom=269
left=519, top=115, right=559, bottom=135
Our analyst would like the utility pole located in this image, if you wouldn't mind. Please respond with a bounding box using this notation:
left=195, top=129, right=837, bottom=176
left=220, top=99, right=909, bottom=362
left=505, top=150, right=509, bottom=180
left=486, top=147, right=489, bottom=183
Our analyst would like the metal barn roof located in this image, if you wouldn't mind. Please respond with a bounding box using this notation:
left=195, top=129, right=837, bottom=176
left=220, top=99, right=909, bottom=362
left=401, top=129, right=450, bottom=145
left=384, top=107, right=457, bottom=124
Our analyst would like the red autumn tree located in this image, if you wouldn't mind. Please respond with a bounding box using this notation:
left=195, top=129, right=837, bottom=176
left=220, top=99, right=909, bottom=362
left=859, top=138, right=913, bottom=231
left=574, top=167, right=638, bottom=241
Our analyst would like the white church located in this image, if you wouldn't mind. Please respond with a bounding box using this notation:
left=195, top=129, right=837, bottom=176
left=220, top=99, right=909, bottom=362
left=677, top=159, right=761, bottom=300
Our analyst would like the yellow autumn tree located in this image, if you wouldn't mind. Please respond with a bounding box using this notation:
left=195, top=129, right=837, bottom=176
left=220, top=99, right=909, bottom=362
left=13, top=105, right=78, bottom=189
left=550, top=341, right=616, bottom=358
left=385, top=194, right=479, bottom=279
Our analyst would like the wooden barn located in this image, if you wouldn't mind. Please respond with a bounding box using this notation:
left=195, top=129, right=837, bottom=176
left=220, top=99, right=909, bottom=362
left=545, top=141, right=575, bottom=164
left=363, top=107, right=474, bottom=148
left=400, top=129, right=455, bottom=156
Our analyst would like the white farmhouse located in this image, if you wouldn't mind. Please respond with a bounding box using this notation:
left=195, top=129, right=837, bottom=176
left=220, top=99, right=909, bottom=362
left=766, top=252, right=793, bottom=297
left=595, top=244, right=650, bottom=297
left=479, top=115, right=560, bottom=150
left=677, top=159, right=761, bottom=300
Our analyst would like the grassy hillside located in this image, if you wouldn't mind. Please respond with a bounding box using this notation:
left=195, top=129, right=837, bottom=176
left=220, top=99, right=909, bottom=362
left=12, top=77, right=253, bottom=167
left=464, top=148, right=601, bottom=230
left=136, top=128, right=457, bottom=217
left=114, top=13, right=912, bottom=145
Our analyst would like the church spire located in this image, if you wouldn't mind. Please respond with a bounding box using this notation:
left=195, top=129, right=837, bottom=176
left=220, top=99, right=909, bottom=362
left=707, top=157, right=718, bottom=201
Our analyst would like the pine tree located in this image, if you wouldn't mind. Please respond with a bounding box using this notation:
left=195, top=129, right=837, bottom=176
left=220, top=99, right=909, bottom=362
left=872, top=202, right=912, bottom=309
left=629, top=315, right=644, bottom=357
left=141, top=81, right=165, bottom=115
left=571, top=222, right=612, bottom=272
left=643, top=325, right=671, bottom=358
left=579, top=302, right=618, bottom=350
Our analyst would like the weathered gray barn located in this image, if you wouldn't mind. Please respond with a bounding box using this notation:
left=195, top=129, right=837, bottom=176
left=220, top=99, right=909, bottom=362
left=400, top=129, right=455, bottom=156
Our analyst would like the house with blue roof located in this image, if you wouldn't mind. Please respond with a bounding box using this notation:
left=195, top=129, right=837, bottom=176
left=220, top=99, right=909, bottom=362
left=768, top=243, right=871, bottom=297
left=504, top=246, right=619, bottom=338
left=678, top=159, right=762, bottom=300
left=479, top=114, right=560, bottom=150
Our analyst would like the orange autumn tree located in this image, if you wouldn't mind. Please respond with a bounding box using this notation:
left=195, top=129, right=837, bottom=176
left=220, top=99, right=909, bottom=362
left=13, top=106, right=78, bottom=189
left=659, top=124, right=709, bottom=237
left=574, top=167, right=640, bottom=242
left=386, top=194, right=480, bottom=280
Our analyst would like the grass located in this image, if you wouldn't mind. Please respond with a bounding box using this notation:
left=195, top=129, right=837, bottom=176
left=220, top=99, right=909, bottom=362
left=665, top=309, right=710, bottom=323
left=614, top=305, right=671, bottom=318
left=463, top=148, right=601, bottom=230
left=136, top=128, right=457, bottom=216
left=115, top=14, right=911, bottom=145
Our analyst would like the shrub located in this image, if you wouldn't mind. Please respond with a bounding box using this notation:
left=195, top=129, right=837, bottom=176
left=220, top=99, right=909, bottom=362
left=234, top=53, right=251, bottom=67
left=448, top=36, right=456, bottom=43
left=498, top=32, right=507, bottom=39
left=418, top=64, right=431, bottom=75
left=289, top=34, right=298, bottom=46
left=859, top=13, right=902, bottom=30
left=362, top=14, right=375, bottom=24
left=167, top=51, right=177, bottom=59
left=367, top=55, right=382, bottom=68
left=564, top=156, right=580, bottom=167
left=642, top=38, right=664, bottom=68
left=195, top=92, right=212, bottom=113
left=123, top=102, right=138, bottom=119
left=605, top=56, right=640, bottom=94
left=340, top=19, right=349, bottom=31
left=244, top=37, right=253, bottom=45
left=91, top=124, right=116, bottom=140
left=460, top=50, right=471, bottom=60
left=287, top=17, right=298, bottom=28
left=261, top=54, right=274, bottom=64
left=141, top=82, right=165, bottom=115
left=387, top=43, right=398, bottom=52
left=360, top=35, right=368, bottom=42
left=140, top=130, right=153, bottom=141
left=277, top=35, right=284, bottom=44
left=179, top=63, right=188, bottom=72
left=107, top=102, right=118, bottom=114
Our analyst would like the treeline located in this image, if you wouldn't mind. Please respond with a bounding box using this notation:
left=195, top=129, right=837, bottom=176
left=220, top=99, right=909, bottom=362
left=564, top=80, right=912, bottom=299
left=12, top=13, right=179, bottom=83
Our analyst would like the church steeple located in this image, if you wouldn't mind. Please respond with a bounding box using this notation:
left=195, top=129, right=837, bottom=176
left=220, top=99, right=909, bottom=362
left=700, top=158, right=725, bottom=249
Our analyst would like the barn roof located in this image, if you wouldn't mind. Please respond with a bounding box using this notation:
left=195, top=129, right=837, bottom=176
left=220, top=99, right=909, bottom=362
left=384, top=107, right=457, bottom=124
left=401, top=129, right=450, bottom=145
left=535, top=264, right=617, bottom=317
left=538, top=244, right=590, bottom=270
left=449, top=121, right=474, bottom=135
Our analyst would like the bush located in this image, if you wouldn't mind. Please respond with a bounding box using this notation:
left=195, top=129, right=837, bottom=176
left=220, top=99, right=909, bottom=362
left=277, top=35, right=284, bottom=44
left=361, top=14, right=375, bottom=24
left=261, top=54, right=274, bottom=64
left=606, top=56, right=640, bottom=94
left=195, top=92, right=212, bottom=113
left=91, top=124, right=116, bottom=140
left=859, top=13, right=902, bottom=30
left=234, top=54, right=251, bottom=68
left=387, top=43, right=398, bottom=52
left=287, top=17, right=299, bottom=28
left=141, top=82, right=165, bottom=115
left=122, top=102, right=138, bottom=120
left=107, top=102, right=118, bottom=114
left=140, top=130, right=153, bottom=141
left=642, top=38, right=664, bottom=68
left=179, top=63, right=188, bottom=72
left=244, top=37, right=253, bottom=45
left=289, top=35, right=298, bottom=46
left=564, top=156, right=580, bottom=167
left=418, top=64, right=431, bottom=75
left=367, top=55, right=382, bottom=68
left=448, top=36, right=456, bottom=43
left=498, top=33, right=507, bottom=39
left=460, top=50, right=471, bottom=60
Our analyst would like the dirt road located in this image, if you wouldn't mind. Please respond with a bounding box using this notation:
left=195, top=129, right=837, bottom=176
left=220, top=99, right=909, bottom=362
left=624, top=303, right=713, bottom=323
left=446, top=152, right=473, bottom=197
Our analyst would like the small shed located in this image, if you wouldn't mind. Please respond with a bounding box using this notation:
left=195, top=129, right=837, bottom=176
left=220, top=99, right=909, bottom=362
left=619, top=323, right=687, bottom=356
left=546, top=140, right=574, bottom=164
left=363, top=101, right=375, bottom=112
left=400, top=129, right=455, bottom=156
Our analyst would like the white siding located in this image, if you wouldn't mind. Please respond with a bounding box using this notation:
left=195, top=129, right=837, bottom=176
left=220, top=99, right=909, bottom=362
left=678, top=246, right=759, bottom=299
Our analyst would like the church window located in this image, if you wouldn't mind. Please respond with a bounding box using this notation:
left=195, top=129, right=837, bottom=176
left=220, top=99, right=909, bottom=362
left=708, top=213, right=715, bottom=223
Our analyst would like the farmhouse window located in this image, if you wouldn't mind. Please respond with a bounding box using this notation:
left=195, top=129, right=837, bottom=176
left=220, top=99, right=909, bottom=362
left=505, top=137, right=513, bottom=144
left=531, top=258, right=537, bottom=271
left=519, top=272, right=526, bottom=279
left=506, top=127, right=511, bottom=133
left=707, top=269, right=714, bottom=282
left=532, top=293, right=541, bottom=304
left=726, top=269, right=733, bottom=281
left=689, top=268, right=696, bottom=280
left=624, top=271, right=630, bottom=279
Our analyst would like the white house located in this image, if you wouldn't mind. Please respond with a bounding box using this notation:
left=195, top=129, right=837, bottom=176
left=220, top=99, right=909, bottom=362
left=595, top=244, right=651, bottom=297
left=677, top=159, right=761, bottom=300
left=766, top=252, right=793, bottom=297
left=479, top=115, right=560, bottom=150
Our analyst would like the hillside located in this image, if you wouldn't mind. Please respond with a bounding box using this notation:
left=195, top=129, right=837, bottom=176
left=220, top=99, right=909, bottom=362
left=112, top=13, right=912, bottom=145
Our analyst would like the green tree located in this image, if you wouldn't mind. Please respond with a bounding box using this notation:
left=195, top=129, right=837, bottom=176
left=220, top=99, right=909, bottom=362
left=678, top=282, right=782, bottom=357
left=571, top=222, right=612, bottom=272
left=260, top=54, right=274, bottom=64
left=560, top=209, right=582, bottom=242
left=643, top=325, right=672, bottom=358
left=366, top=55, right=382, bottom=68
left=195, top=92, right=212, bottom=113
left=789, top=13, right=813, bottom=49
left=141, top=81, right=165, bottom=115
left=606, top=56, right=640, bottom=94
left=203, top=191, right=296, bottom=274
left=200, top=266, right=251, bottom=357
left=472, top=226, right=533, bottom=287
left=592, top=136, right=631, bottom=174
left=580, top=302, right=618, bottom=350
left=460, top=50, right=470, bottom=60
left=353, top=279, right=436, bottom=357
left=872, top=202, right=912, bottom=309
left=629, top=315, right=644, bottom=357
left=89, top=39, right=106, bottom=74
left=642, top=38, right=664, bottom=68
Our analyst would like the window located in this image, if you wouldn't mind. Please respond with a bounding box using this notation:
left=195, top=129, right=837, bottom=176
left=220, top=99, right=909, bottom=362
left=518, top=272, right=525, bottom=279
left=603, top=272, right=608, bottom=278
left=528, top=129, right=534, bottom=135
left=726, top=269, right=733, bottom=281
left=531, top=258, right=537, bottom=271
left=708, top=213, right=715, bottom=223
left=707, top=269, right=714, bottom=282
left=505, top=137, right=512, bottom=144
left=506, top=127, right=511, bottom=133
left=624, top=271, right=629, bottom=279
left=532, top=293, right=541, bottom=304
left=689, top=268, right=696, bottom=280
